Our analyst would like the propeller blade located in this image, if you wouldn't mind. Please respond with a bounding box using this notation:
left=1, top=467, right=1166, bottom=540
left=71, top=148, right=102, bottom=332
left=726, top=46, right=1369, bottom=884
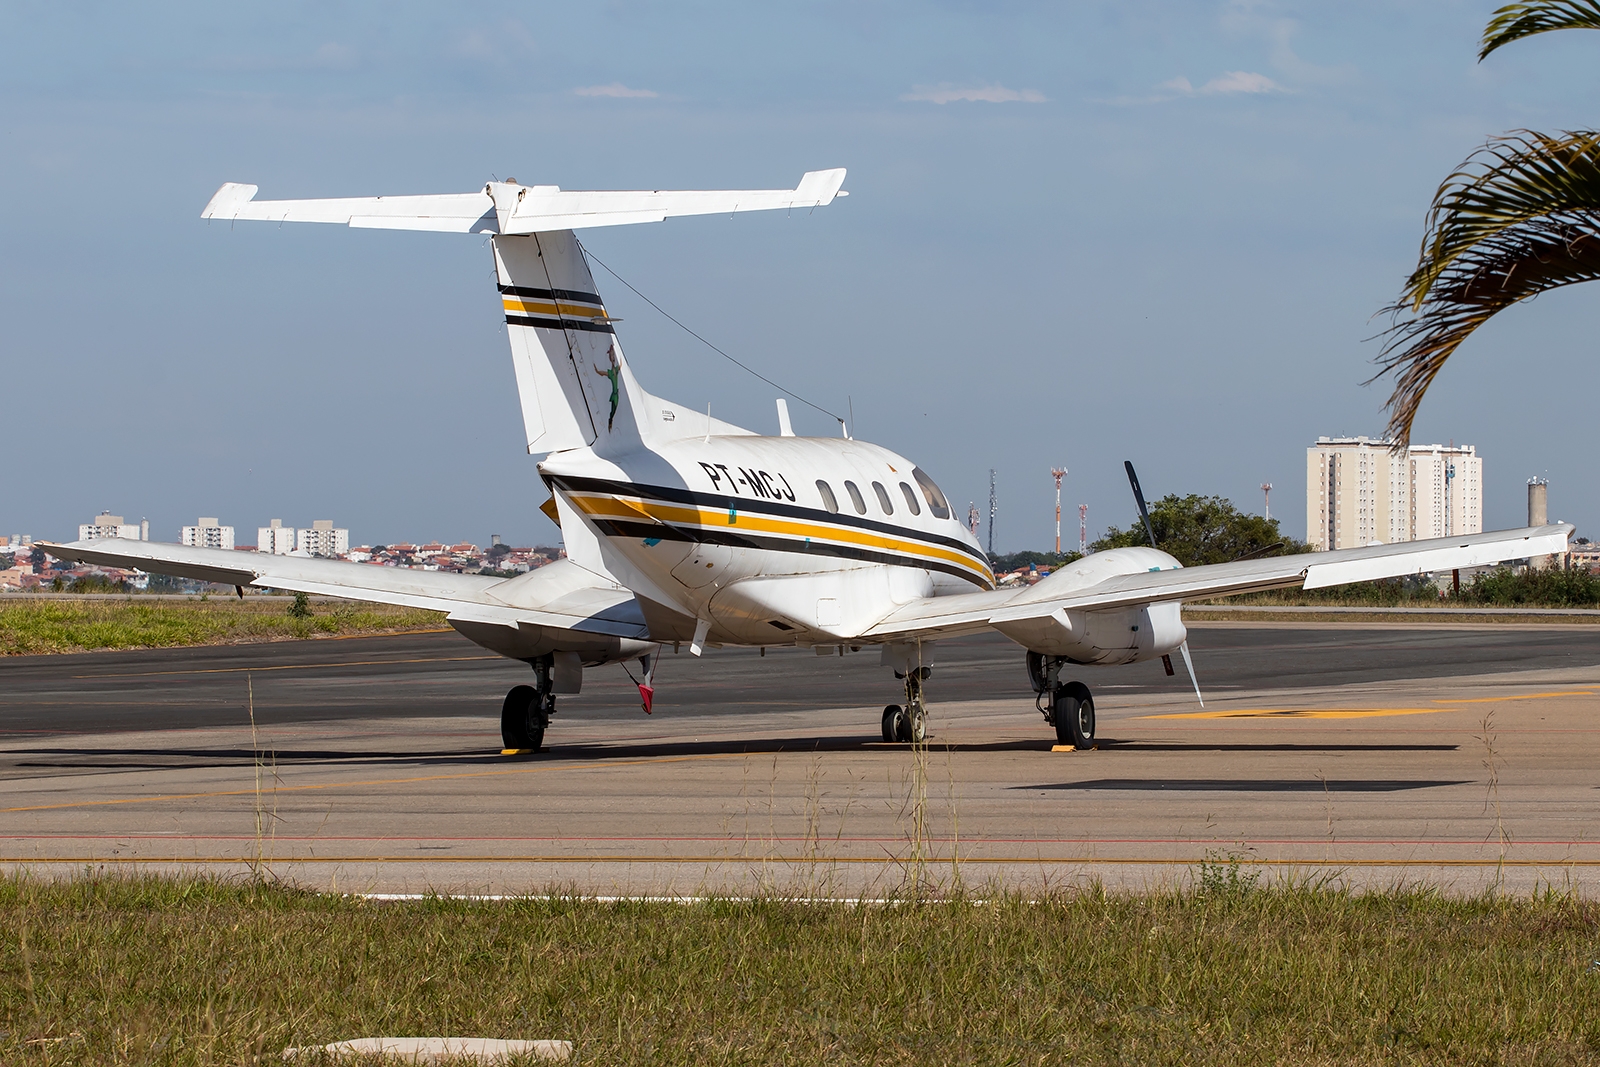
left=1124, top=460, right=1157, bottom=549
left=1231, top=540, right=1286, bottom=563
left=1177, top=640, right=1204, bottom=707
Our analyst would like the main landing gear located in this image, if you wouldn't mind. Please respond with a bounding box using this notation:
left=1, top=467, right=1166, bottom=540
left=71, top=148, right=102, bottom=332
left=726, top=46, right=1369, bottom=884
left=881, top=665, right=931, bottom=744
left=502, top=653, right=556, bottom=751
left=1027, top=651, right=1095, bottom=749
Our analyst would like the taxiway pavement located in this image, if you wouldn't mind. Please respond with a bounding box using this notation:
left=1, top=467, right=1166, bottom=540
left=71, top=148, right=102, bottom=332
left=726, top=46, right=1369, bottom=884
left=2, top=623, right=1597, bottom=895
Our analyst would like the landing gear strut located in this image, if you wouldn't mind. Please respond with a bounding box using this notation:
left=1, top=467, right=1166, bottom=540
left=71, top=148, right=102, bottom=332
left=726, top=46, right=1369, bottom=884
left=501, top=653, right=556, bottom=751
left=1027, top=651, right=1095, bottom=749
left=881, top=666, right=931, bottom=744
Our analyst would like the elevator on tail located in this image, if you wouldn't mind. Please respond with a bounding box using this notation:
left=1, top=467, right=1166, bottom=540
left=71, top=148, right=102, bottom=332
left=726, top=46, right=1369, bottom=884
left=47, top=169, right=1573, bottom=752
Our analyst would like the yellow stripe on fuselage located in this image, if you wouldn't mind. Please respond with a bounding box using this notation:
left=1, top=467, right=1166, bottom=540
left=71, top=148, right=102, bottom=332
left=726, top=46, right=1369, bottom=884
left=502, top=297, right=609, bottom=319
left=567, top=492, right=994, bottom=587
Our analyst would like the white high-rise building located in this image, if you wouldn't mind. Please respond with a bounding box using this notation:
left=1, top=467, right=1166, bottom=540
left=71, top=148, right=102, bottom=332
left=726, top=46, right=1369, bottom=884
left=78, top=512, right=145, bottom=541
left=297, top=519, right=349, bottom=558
left=181, top=517, right=235, bottom=550
left=258, top=519, right=297, bottom=555
left=1306, top=437, right=1483, bottom=551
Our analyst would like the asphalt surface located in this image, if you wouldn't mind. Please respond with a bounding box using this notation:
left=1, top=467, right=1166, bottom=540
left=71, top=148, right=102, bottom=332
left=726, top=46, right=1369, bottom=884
left=2, top=622, right=1597, bottom=896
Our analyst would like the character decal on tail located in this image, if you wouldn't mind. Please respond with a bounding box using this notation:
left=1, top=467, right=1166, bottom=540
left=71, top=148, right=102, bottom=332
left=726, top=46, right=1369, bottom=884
left=594, top=344, right=621, bottom=432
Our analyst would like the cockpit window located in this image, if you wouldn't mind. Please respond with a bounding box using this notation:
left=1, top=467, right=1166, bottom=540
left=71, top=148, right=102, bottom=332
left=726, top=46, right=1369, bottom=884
left=872, top=481, right=894, bottom=515
left=899, top=482, right=921, bottom=516
left=843, top=480, right=867, bottom=515
left=912, top=468, right=951, bottom=519
left=816, top=480, right=839, bottom=514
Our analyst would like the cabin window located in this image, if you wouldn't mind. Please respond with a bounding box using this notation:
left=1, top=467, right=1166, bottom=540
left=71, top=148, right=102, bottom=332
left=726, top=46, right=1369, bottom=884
left=899, top=482, right=921, bottom=516
left=816, top=480, right=839, bottom=514
left=912, top=467, right=951, bottom=519
left=843, top=480, right=867, bottom=515
left=872, top=481, right=894, bottom=515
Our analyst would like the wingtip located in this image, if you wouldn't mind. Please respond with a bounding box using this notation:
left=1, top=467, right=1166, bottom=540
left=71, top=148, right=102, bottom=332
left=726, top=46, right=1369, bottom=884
left=201, top=182, right=259, bottom=219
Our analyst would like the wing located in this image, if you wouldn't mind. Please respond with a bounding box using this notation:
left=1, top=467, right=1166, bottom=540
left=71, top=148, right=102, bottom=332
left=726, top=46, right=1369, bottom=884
left=40, top=539, right=650, bottom=651
left=863, top=523, right=1573, bottom=642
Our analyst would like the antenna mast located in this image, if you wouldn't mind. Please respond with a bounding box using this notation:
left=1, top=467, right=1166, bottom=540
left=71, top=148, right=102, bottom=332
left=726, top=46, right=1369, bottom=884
left=987, top=469, right=997, bottom=557
left=1260, top=482, right=1273, bottom=522
left=1051, top=467, right=1067, bottom=555
left=1079, top=503, right=1088, bottom=554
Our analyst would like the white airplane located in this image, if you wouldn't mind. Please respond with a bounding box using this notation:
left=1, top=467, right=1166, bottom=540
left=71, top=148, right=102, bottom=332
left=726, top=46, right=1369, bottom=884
left=48, top=169, right=1571, bottom=752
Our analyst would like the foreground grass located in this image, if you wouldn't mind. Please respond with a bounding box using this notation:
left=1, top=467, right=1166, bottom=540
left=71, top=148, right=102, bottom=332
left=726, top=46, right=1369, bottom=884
left=0, top=598, right=447, bottom=655
left=1, top=875, right=1597, bottom=1065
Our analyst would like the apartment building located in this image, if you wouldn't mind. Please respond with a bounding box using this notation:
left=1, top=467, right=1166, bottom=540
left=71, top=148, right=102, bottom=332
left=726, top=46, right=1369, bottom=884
left=1306, top=436, right=1483, bottom=550
left=181, top=517, right=235, bottom=550
left=78, top=512, right=147, bottom=541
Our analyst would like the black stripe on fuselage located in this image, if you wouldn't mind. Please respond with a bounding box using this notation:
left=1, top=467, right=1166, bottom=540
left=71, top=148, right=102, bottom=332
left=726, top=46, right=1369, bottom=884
left=547, top=473, right=994, bottom=588
left=505, top=313, right=616, bottom=334
left=593, top=518, right=990, bottom=588
left=498, top=284, right=605, bottom=305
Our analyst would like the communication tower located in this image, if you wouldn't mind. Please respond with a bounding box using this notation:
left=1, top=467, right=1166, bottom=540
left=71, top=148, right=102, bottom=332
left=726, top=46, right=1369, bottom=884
left=987, top=469, right=997, bottom=556
left=1079, top=504, right=1088, bottom=555
left=1051, top=467, right=1067, bottom=554
left=1260, top=482, right=1273, bottom=522
left=966, top=502, right=980, bottom=537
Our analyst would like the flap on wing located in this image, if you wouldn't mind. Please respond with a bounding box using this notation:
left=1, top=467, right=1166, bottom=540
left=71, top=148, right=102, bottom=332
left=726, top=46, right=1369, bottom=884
left=1302, top=525, right=1570, bottom=589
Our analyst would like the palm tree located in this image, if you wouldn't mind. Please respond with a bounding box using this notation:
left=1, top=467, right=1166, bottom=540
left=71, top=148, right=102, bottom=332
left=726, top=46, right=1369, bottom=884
left=1375, top=1, right=1600, bottom=444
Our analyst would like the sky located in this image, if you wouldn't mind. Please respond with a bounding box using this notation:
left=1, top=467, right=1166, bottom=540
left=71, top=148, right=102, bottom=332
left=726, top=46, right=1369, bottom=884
left=3, top=0, right=1597, bottom=552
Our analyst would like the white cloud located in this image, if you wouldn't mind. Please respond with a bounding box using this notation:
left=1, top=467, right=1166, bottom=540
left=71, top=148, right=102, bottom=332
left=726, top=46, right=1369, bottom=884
left=1200, top=70, right=1280, bottom=94
left=1155, top=71, right=1282, bottom=99
left=573, top=82, right=658, bottom=99
left=901, top=83, right=1047, bottom=104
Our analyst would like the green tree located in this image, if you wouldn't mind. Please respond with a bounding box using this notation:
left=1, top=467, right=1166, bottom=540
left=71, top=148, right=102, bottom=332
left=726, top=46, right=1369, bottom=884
left=1377, top=1, right=1600, bottom=442
left=1090, top=494, right=1310, bottom=567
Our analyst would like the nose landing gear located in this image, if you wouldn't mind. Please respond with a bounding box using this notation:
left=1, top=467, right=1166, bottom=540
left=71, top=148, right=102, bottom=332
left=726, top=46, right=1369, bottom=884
left=502, top=653, right=557, bottom=752
left=880, top=666, right=931, bottom=744
left=1027, top=651, right=1096, bottom=749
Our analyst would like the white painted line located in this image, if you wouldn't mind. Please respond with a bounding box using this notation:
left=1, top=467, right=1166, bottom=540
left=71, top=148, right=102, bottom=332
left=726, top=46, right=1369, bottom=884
left=283, top=1036, right=570, bottom=1063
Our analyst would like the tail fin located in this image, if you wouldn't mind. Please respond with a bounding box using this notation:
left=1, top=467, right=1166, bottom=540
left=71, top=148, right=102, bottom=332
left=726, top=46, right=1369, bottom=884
left=494, top=230, right=644, bottom=454
left=200, top=169, right=849, bottom=454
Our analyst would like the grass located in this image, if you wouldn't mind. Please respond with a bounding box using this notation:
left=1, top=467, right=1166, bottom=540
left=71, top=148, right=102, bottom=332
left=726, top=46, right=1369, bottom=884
left=0, top=597, right=448, bottom=656
left=1, top=873, right=1598, bottom=1064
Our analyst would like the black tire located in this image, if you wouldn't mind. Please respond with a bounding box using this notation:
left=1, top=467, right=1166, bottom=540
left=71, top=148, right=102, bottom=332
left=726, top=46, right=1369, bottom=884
left=882, top=704, right=903, bottom=743
left=895, top=703, right=927, bottom=744
left=1053, top=682, right=1095, bottom=748
left=501, top=684, right=537, bottom=750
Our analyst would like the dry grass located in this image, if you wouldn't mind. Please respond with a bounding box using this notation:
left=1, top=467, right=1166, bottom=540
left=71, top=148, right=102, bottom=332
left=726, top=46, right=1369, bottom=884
left=1, top=873, right=1598, bottom=1064
left=0, top=597, right=447, bottom=656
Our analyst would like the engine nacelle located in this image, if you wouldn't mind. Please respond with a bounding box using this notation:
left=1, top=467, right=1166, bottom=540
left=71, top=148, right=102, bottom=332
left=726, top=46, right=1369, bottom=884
left=993, top=547, right=1188, bottom=665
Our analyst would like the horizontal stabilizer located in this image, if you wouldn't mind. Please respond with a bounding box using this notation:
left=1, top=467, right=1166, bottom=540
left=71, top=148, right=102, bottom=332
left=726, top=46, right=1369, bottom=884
left=201, top=169, right=848, bottom=235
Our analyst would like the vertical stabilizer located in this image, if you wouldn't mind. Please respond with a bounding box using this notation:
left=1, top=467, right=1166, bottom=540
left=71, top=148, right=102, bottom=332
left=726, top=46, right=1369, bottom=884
left=493, top=230, right=644, bottom=455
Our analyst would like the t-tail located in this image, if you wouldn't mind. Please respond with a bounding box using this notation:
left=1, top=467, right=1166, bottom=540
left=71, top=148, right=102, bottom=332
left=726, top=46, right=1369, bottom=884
left=201, top=170, right=848, bottom=456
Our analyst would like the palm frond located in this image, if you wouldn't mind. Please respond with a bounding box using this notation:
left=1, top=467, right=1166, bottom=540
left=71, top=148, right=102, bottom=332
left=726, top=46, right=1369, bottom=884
left=1375, top=130, right=1600, bottom=443
left=1481, top=0, right=1600, bottom=60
